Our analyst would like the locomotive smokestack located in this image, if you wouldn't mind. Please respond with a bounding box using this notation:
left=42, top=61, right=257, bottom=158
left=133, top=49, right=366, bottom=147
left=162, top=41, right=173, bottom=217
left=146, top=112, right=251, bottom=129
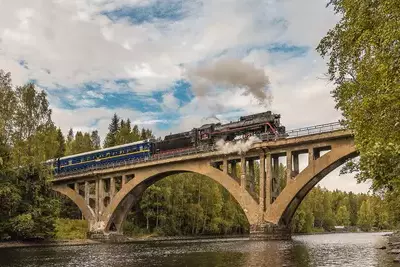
left=186, top=58, right=272, bottom=105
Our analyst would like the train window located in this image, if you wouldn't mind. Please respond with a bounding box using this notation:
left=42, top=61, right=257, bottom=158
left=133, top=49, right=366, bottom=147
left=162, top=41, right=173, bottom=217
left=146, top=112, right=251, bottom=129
left=139, top=146, right=143, bottom=151
left=106, top=153, right=110, bottom=157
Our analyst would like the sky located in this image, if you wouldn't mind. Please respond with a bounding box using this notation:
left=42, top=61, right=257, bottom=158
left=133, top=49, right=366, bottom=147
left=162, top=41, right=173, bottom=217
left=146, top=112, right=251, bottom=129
left=0, top=0, right=371, bottom=193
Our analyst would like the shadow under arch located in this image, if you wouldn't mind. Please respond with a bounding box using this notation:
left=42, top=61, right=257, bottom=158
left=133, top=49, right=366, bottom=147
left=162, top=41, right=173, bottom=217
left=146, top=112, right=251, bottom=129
left=52, top=185, right=95, bottom=224
left=102, top=160, right=260, bottom=232
left=265, top=144, right=358, bottom=226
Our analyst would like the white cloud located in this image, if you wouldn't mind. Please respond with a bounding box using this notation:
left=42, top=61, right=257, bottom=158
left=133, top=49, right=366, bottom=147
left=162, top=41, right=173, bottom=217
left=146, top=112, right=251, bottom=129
left=0, top=0, right=370, bottom=193
left=51, top=106, right=162, bottom=138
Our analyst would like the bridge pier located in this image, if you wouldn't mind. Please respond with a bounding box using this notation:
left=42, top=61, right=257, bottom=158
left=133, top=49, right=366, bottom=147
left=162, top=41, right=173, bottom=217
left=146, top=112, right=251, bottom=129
left=249, top=223, right=291, bottom=241
left=51, top=129, right=355, bottom=243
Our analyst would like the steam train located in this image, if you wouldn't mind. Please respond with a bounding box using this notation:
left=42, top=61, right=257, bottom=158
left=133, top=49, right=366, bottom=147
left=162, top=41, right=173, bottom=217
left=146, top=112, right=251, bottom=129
left=48, top=111, right=286, bottom=174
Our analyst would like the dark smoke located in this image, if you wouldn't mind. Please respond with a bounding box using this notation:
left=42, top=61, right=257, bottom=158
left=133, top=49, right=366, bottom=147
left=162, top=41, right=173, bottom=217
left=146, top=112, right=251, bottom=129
left=187, top=58, right=272, bottom=105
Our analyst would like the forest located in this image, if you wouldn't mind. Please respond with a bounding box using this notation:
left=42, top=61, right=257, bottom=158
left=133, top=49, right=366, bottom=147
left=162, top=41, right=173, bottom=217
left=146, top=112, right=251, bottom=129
left=0, top=69, right=399, bottom=240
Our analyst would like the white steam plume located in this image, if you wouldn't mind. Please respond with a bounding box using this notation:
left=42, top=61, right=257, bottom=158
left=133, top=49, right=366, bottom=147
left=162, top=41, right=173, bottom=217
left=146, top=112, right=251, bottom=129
left=215, top=136, right=261, bottom=155
left=186, top=58, right=272, bottom=105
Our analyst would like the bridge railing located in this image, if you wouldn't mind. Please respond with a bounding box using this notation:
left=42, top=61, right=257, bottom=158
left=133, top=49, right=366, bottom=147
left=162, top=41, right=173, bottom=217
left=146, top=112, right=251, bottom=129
left=54, top=146, right=219, bottom=178
left=53, top=121, right=346, bottom=178
left=283, top=122, right=344, bottom=138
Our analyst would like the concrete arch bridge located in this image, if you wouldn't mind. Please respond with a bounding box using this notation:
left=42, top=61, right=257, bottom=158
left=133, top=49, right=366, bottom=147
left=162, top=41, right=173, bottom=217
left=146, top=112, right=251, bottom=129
left=51, top=123, right=357, bottom=240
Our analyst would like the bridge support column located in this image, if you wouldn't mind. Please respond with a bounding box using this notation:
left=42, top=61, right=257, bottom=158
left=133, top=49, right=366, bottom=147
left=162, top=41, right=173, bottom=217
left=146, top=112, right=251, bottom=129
left=308, top=147, right=314, bottom=166
left=240, top=156, right=246, bottom=189
left=286, top=150, right=292, bottom=183
left=249, top=222, right=291, bottom=240
left=248, top=159, right=255, bottom=193
left=110, top=177, right=116, bottom=199
left=84, top=181, right=89, bottom=205
left=265, top=154, right=272, bottom=205
left=222, top=159, right=228, bottom=174
left=259, top=153, right=265, bottom=212
left=293, top=152, right=299, bottom=176
left=271, top=155, right=280, bottom=202
left=231, top=160, right=237, bottom=179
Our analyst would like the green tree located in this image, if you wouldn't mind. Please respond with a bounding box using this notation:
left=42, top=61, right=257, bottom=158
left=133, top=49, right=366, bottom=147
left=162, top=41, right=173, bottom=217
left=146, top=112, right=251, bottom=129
left=132, top=125, right=140, bottom=141
left=317, top=0, right=400, bottom=191
left=65, top=128, right=74, bottom=155
left=104, top=113, right=120, bottom=148
left=11, top=83, right=54, bottom=165
left=90, top=130, right=101, bottom=150
left=55, top=128, right=66, bottom=157
left=0, top=73, right=60, bottom=240
left=357, top=199, right=375, bottom=231
left=348, top=192, right=358, bottom=226
left=336, top=205, right=350, bottom=226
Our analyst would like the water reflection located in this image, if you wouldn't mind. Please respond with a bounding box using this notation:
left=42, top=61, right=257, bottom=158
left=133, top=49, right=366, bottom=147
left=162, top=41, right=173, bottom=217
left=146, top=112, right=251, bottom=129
left=0, top=232, right=397, bottom=267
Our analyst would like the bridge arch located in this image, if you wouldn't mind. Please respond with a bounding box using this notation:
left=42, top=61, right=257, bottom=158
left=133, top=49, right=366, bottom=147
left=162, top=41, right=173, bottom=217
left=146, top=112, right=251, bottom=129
left=265, top=143, right=358, bottom=226
left=102, top=159, right=260, bottom=233
left=52, top=185, right=96, bottom=226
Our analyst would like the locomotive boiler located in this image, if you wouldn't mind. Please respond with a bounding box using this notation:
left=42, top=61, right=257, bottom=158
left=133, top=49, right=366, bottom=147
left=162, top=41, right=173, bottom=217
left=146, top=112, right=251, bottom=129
left=155, top=110, right=286, bottom=152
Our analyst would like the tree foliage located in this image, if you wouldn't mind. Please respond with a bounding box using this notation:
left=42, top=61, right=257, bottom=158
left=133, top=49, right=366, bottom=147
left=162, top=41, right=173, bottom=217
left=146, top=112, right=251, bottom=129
left=125, top=173, right=249, bottom=236
left=292, top=185, right=399, bottom=233
left=104, top=114, right=154, bottom=148
left=317, top=0, right=400, bottom=191
left=0, top=71, right=61, bottom=240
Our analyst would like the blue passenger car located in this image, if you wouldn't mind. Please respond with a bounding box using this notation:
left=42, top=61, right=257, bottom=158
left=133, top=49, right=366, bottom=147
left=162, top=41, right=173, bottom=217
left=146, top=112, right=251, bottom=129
left=50, top=139, right=154, bottom=174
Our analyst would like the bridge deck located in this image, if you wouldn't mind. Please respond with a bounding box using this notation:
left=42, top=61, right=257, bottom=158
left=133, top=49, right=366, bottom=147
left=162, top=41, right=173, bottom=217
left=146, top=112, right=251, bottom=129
left=52, top=126, right=352, bottom=182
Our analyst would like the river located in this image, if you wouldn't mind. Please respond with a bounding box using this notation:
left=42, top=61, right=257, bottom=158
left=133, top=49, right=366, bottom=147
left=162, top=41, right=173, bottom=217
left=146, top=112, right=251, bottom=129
left=0, top=232, right=398, bottom=267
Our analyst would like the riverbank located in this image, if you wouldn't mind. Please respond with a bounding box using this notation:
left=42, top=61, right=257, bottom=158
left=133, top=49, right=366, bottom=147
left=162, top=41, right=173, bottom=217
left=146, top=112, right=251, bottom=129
left=386, top=231, right=400, bottom=263
left=0, top=239, right=101, bottom=249
left=0, top=234, right=250, bottom=249
left=1, top=231, right=393, bottom=249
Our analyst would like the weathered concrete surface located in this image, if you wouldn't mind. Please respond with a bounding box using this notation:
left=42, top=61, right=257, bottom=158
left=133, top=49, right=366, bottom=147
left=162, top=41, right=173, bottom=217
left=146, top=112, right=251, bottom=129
left=52, top=185, right=96, bottom=230
left=265, top=141, right=357, bottom=226
left=103, top=160, right=261, bottom=232
left=51, top=129, right=357, bottom=240
left=249, top=223, right=291, bottom=240
left=52, top=130, right=353, bottom=182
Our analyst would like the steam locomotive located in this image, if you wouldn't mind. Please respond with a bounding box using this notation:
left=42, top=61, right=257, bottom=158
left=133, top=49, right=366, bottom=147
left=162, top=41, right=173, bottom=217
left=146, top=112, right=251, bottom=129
left=48, top=111, right=286, bottom=174
left=155, top=111, right=286, bottom=152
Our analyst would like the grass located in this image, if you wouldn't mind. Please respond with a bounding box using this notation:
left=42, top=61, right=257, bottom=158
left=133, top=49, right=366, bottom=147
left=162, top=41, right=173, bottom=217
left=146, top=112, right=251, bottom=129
left=54, top=219, right=88, bottom=240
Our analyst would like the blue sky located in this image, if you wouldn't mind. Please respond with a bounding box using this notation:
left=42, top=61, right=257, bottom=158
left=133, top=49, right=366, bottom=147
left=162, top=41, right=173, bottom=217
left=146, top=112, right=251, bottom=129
left=0, top=0, right=371, bottom=192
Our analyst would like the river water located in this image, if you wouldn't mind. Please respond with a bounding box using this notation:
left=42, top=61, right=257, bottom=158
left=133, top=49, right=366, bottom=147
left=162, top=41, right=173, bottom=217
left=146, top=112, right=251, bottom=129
left=0, top=232, right=398, bottom=267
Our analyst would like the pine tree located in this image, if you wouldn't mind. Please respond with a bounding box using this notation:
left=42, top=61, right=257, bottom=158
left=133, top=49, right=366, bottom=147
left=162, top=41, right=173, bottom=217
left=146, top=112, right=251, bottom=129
left=132, top=125, right=140, bottom=141
left=140, top=128, right=147, bottom=140
left=65, top=128, right=74, bottom=155
left=55, top=128, right=66, bottom=157
left=90, top=130, right=101, bottom=150
left=104, top=113, right=120, bottom=148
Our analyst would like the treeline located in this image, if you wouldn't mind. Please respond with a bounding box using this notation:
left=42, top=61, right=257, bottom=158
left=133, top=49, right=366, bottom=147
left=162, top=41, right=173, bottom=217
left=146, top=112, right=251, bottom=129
left=292, top=186, right=400, bottom=233
left=124, top=173, right=249, bottom=236
left=58, top=114, right=154, bottom=157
